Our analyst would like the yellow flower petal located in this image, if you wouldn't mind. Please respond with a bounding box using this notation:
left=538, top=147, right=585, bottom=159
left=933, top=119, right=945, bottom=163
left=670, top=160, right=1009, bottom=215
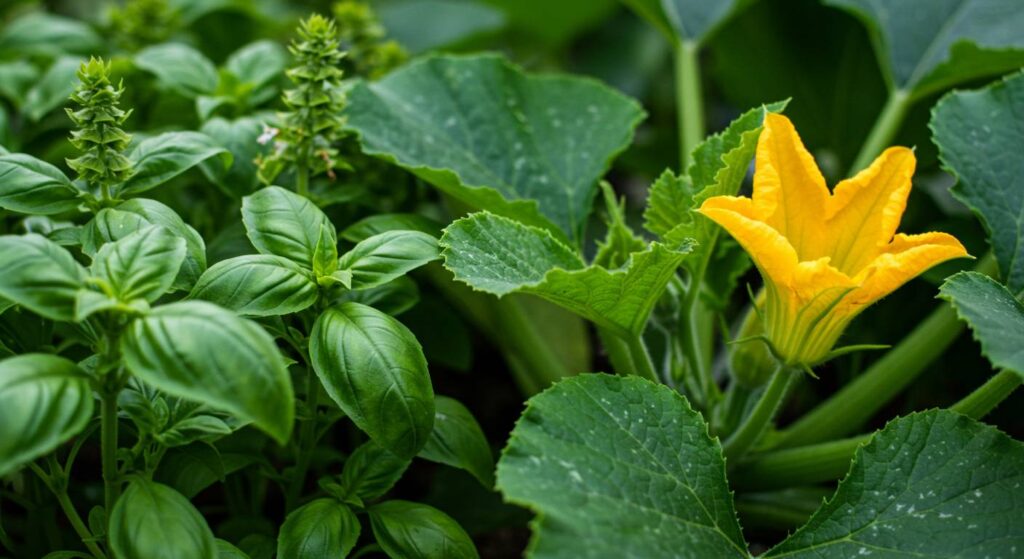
left=753, top=113, right=829, bottom=258
left=843, top=232, right=968, bottom=312
left=699, top=196, right=798, bottom=288
left=825, top=147, right=916, bottom=274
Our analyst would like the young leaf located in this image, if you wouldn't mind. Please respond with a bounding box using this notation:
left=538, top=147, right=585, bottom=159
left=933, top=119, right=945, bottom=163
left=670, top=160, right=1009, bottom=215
left=418, top=396, right=494, bottom=488
left=0, top=354, right=93, bottom=477
left=341, top=213, right=443, bottom=243
left=134, top=43, right=218, bottom=97
left=199, top=116, right=270, bottom=198
left=368, top=500, right=478, bottom=559
left=108, top=479, right=217, bottom=559
left=498, top=374, right=748, bottom=558
left=939, top=271, right=1024, bottom=374
left=0, top=234, right=85, bottom=321
left=242, top=186, right=336, bottom=270
left=224, top=40, right=288, bottom=92
left=765, top=410, right=1024, bottom=557
left=0, top=153, right=81, bottom=215
left=190, top=255, right=318, bottom=317
left=118, top=131, right=232, bottom=196
left=121, top=301, right=295, bottom=444
left=344, top=53, right=645, bottom=244
left=276, top=499, right=360, bottom=559
left=90, top=225, right=187, bottom=303
left=932, top=71, right=1024, bottom=295
left=312, top=223, right=339, bottom=279
left=827, top=0, right=1024, bottom=97
left=335, top=440, right=411, bottom=505
left=22, top=57, right=80, bottom=122
left=442, top=212, right=693, bottom=337
left=339, top=230, right=440, bottom=290
left=310, top=302, right=434, bottom=459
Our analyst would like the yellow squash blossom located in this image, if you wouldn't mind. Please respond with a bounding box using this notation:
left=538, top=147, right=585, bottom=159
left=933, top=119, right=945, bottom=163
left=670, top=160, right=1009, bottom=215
left=699, top=113, right=969, bottom=366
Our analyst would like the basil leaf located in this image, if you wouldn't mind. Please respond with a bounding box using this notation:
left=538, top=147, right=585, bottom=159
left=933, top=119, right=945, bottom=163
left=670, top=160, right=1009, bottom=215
left=134, top=43, right=218, bottom=97
left=310, top=302, right=434, bottom=458
left=345, top=53, right=644, bottom=245
left=0, top=13, right=100, bottom=58
left=90, top=225, right=187, bottom=303
left=368, top=500, right=478, bottom=559
left=419, top=396, right=494, bottom=488
left=199, top=116, right=269, bottom=198
left=119, top=131, right=231, bottom=196
left=336, top=440, right=411, bottom=505
left=0, top=234, right=85, bottom=321
left=340, top=213, right=443, bottom=243
left=242, top=186, right=335, bottom=270
left=497, top=374, right=747, bottom=558
left=22, top=57, right=81, bottom=122
left=0, top=354, right=93, bottom=477
left=0, top=153, right=81, bottom=215
left=109, top=479, right=217, bottom=559
left=224, top=40, right=288, bottom=91
left=276, top=499, right=360, bottom=559
left=190, top=255, right=318, bottom=317
left=121, top=301, right=295, bottom=444
left=339, top=230, right=440, bottom=290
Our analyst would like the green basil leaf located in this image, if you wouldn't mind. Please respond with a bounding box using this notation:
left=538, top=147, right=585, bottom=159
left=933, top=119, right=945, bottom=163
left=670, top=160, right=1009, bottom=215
left=0, top=354, right=93, bottom=477
left=156, top=415, right=233, bottom=448
left=310, top=302, right=434, bottom=458
left=22, top=57, right=81, bottom=122
left=109, top=479, right=217, bottom=559
left=330, top=276, right=420, bottom=317
left=0, top=234, right=85, bottom=321
left=932, top=71, right=1024, bottom=295
left=368, top=500, right=478, bottom=559
left=224, top=40, right=288, bottom=90
left=497, top=374, right=747, bottom=558
left=276, top=499, right=360, bottom=559
left=199, top=116, right=270, bottom=198
left=242, top=186, right=335, bottom=270
left=339, top=231, right=440, bottom=290
left=216, top=539, right=250, bottom=559
left=91, top=225, right=187, bottom=303
left=336, top=440, right=411, bottom=505
left=121, top=301, right=295, bottom=444
left=765, top=410, right=1024, bottom=557
left=0, top=13, right=100, bottom=58
left=939, top=271, right=1024, bottom=374
left=191, top=255, right=318, bottom=317
left=0, top=60, right=37, bottom=106
left=156, top=443, right=255, bottom=499
left=827, top=0, right=1024, bottom=97
left=119, top=131, right=231, bottom=196
left=418, top=396, right=494, bottom=488
left=345, top=53, right=644, bottom=245
left=441, top=212, right=693, bottom=337
left=312, top=223, right=339, bottom=279
left=134, top=43, right=218, bottom=97
left=340, top=213, right=443, bottom=243
left=0, top=153, right=81, bottom=215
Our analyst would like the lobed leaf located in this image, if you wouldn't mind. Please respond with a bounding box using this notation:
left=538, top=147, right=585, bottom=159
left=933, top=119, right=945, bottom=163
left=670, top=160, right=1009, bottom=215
left=939, top=271, right=1024, bottom=375
left=496, top=374, right=748, bottom=558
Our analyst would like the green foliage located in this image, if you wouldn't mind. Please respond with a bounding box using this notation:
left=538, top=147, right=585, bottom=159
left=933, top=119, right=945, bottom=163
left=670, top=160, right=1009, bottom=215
left=932, top=70, right=1024, bottom=295
left=65, top=58, right=134, bottom=194
left=940, top=272, right=1024, bottom=376
left=276, top=499, right=360, bottom=559
left=333, top=0, right=408, bottom=78
left=109, top=0, right=179, bottom=51
left=368, top=500, right=479, bottom=559
left=418, top=396, right=495, bottom=487
left=109, top=479, right=217, bottom=559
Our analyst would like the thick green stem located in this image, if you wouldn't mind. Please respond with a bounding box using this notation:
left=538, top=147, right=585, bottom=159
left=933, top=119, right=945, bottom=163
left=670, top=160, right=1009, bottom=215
left=951, top=369, right=1021, bottom=419
left=286, top=361, right=320, bottom=511
left=774, top=254, right=998, bottom=449
left=713, top=382, right=755, bottom=437
left=295, top=164, right=309, bottom=198
left=674, top=40, right=704, bottom=166
left=100, top=390, right=119, bottom=523
left=723, top=367, right=793, bottom=461
left=734, top=488, right=830, bottom=530
left=848, top=89, right=911, bottom=174
left=496, top=296, right=573, bottom=387
left=735, top=367, right=1018, bottom=491
left=625, top=334, right=658, bottom=382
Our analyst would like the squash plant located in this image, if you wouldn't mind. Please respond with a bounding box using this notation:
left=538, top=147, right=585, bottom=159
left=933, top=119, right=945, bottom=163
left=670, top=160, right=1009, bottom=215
left=1, top=0, right=1023, bottom=558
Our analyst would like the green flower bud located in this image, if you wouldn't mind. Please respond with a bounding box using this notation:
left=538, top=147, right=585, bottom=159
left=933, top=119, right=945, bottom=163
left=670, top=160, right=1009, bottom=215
left=65, top=58, right=134, bottom=195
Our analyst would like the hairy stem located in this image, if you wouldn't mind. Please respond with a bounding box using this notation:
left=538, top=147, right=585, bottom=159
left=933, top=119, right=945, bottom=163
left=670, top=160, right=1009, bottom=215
left=723, top=366, right=793, bottom=461
left=674, top=40, right=704, bottom=166
left=848, top=89, right=911, bottom=174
